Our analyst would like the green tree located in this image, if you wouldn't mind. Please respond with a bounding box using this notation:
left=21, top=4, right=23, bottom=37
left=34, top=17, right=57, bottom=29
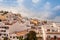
left=3, top=37, right=9, bottom=40
left=3, top=11, right=8, bottom=15
left=24, top=31, right=37, bottom=40
left=17, top=36, right=23, bottom=40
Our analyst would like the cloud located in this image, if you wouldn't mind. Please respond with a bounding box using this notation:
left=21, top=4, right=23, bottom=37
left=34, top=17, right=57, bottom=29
left=17, top=2, right=53, bottom=20
left=53, top=5, right=60, bottom=11
left=41, top=2, right=52, bottom=19
left=17, top=0, right=24, bottom=3
left=44, top=2, right=51, bottom=10
left=0, top=0, right=19, bottom=7
left=51, top=5, right=60, bottom=22
left=32, top=0, right=40, bottom=4
left=29, top=2, right=52, bottom=20
left=17, top=0, right=24, bottom=5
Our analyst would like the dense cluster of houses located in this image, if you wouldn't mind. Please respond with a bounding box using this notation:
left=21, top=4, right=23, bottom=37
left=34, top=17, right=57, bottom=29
left=0, top=11, right=60, bottom=40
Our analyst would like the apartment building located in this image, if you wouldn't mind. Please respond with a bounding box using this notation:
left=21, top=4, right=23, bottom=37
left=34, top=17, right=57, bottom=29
left=41, top=23, right=60, bottom=40
left=0, top=22, right=9, bottom=40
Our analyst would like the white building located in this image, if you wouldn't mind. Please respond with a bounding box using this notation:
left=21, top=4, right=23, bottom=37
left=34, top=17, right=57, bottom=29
left=0, top=22, right=9, bottom=40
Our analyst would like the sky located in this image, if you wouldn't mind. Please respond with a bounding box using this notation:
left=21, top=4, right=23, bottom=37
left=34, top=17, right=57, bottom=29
left=0, top=0, right=60, bottom=22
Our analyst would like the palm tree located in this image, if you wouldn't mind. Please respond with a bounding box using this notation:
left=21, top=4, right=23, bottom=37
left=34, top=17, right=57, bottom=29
left=3, top=37, right=8, bottom=40
left=24, top=31, right=37, bottom=40
left=17, top=36, right=23, bottom=40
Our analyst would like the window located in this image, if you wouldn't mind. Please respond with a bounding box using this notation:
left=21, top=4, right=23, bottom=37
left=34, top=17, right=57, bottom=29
left=0, top=19, right=2, bottom=22
left=1, top=30, right=6, bottom=32
left=51, top=26, right=53, bottom=27
left=52, top=29, right=55, bottom=32
left=10, top=36, right=12, bottom=38
left=0, top=34, right=2, bottom=36
left=54, top=36, right=57, bottom=39
left=4, top=34, right=8, bottom=36
left=4, top=27, right=9, bottom=29
left=13, top=36, right=15, bottom=39
left=1, top=27, right=9, bottom=29
left=47, top=29, right=50, bottom=32
left=7, top=34, right=8, bottom=36
left=4, top=34, right=6, bottom=36
left=38, top=27, right=41, bottom=29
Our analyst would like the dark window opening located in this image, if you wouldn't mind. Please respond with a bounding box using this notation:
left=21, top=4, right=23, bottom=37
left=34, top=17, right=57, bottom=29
left=0, top=27, right=9, bottom=29
left=0, top=34, right=2, bottom=36
left=4, top=34, right=6, bottom=36
left=13, top=36, right=15, bottom=39
left=1, top=30, right=6, bottom=32
left=54, top=36, right=57, bottom=40
left=10, top=36, right=12, bottom=38
left=4, top=27, right=9, bottom=29
left=0, top=19, right=2, bottom=22
left=47, top=29, right=50, bottom=32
